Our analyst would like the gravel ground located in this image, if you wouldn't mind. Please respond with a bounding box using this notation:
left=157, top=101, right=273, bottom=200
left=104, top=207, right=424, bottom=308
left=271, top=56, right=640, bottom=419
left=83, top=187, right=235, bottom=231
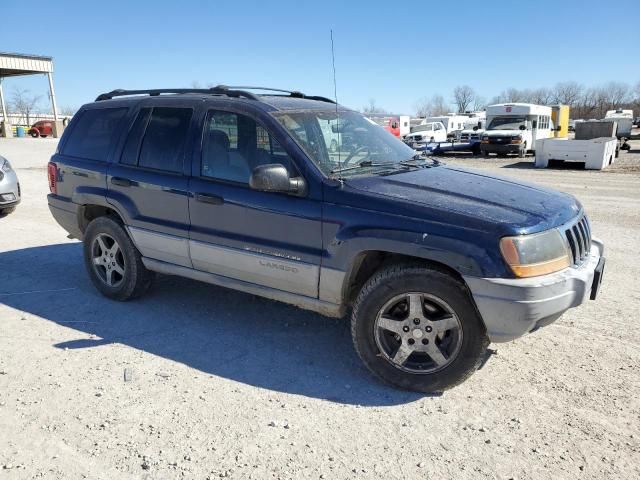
left=1, top=136, right=639, bottom=480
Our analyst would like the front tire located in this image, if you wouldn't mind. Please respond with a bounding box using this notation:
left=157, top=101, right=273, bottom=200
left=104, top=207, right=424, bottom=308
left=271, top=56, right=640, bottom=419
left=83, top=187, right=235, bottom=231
left=351, top=264, right=488, bottom=393
left=83, top=216, right=153, bottom=300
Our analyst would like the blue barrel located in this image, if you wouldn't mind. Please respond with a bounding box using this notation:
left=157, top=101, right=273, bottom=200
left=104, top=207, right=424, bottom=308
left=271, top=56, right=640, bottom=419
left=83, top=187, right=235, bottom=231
left=16, top=126, right=25, bottom=137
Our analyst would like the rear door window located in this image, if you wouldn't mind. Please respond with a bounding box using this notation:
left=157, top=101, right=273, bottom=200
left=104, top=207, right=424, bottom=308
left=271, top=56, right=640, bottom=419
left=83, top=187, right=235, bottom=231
left=120, top=108, right=152, bottom=166
left=137, top=107, right=193, bottom=173
left=62, top=107, right=127, bottom=161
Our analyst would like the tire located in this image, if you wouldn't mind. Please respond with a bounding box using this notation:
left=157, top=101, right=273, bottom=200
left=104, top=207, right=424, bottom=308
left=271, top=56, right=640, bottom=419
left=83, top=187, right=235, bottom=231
left=351, top=263, right=489, bottom=393
left=0, top=206, right=16, bottom=216
left=483, top=151, right=490, bottom=158
left=30, top=130, right=39, bottom=138
left=41, top=135, right=48, bottom=138
left=83, top=216, right=153, bottom=301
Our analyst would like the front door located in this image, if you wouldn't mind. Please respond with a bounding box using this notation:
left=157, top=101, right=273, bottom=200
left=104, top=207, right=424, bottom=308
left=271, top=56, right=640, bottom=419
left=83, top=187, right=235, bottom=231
left=188, top=108, right=322, bottom=297
left=107, top=103, right=199, bottom=267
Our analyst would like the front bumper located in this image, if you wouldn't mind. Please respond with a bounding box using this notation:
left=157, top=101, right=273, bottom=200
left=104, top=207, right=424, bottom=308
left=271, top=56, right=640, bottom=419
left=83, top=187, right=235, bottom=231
left=464, top=239, right=604, bottom=342
left=0, top=169, right=21, bottom=208
left=481, top=143, right=522, bottom=154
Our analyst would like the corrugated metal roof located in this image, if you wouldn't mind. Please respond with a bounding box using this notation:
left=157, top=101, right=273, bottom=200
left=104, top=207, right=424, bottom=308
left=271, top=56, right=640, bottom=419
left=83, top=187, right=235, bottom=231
left=0, top=52, right=53, bottom=77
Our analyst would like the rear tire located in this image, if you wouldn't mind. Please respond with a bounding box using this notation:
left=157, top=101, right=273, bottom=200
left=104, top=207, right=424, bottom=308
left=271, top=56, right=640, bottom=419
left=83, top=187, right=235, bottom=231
left=83, top=216, right=153, bottom=301
left=351, top=263, right=488, bottom=393
left=0, top=206, right=16, bottom=216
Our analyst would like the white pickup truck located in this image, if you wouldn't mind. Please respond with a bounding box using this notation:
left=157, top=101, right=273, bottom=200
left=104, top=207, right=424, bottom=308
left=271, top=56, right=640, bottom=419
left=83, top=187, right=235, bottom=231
left=403, top=121, right=447, bottom=149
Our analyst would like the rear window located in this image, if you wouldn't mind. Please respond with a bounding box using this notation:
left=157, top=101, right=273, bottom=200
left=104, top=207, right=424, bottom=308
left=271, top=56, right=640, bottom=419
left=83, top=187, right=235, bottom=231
left=62, top=107, right=127, bottom=161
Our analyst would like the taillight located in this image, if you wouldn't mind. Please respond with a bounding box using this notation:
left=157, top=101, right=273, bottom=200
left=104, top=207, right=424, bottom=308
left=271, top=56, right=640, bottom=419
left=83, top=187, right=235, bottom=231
left=47, top=162, right=57, bottom=194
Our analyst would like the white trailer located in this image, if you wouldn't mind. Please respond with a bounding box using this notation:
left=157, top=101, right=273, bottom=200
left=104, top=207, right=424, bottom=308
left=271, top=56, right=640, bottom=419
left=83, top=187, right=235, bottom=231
left=535, top=137, right=617, bottom=170
left=604, top=109, right=633, bottom=138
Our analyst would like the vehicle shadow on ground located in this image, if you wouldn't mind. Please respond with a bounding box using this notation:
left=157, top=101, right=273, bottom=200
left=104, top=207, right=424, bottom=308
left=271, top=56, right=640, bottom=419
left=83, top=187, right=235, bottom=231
left=0, top=243, right=426, bottom=406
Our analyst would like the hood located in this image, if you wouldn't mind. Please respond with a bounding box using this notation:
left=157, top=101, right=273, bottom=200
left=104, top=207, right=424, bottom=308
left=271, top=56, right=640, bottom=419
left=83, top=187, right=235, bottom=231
left=345, top=165, right=581, bottom=234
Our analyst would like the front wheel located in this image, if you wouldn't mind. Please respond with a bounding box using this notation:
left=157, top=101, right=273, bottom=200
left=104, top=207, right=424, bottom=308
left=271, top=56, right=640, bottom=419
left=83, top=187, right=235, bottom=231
left=30, top=130, right=39, bottom=138
left=83, top=216, right=154, bottom=300
left=351, top=264, right=488, bottom=393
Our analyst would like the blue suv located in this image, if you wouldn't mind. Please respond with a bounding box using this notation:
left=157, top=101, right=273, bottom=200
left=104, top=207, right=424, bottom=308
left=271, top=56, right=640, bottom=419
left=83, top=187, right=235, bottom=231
left=47, top=86, right=605, bottom=392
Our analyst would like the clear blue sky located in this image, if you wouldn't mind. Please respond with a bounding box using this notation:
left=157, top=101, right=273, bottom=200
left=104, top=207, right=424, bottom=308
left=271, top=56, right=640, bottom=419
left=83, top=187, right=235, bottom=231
left=1, top=0, right=638, bottom=114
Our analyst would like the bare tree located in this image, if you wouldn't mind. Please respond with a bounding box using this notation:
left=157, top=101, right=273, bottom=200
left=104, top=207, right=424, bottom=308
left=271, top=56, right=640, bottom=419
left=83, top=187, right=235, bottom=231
left=414, top=94, right=449, bottom=117
left=362, top=98, right=387, bottom=114
left=9, top=88, right=42, bottom=126
left=530, top=87, right=553, bottom=105
left=453, top=85, right=475, bottom=113
left=473, top=95, right=487, bottom=111
left=552, top=81, right=583, bottom=107
left=602, top=81, right=630, bottom=108
left=495, top=88, right=527, bottom=103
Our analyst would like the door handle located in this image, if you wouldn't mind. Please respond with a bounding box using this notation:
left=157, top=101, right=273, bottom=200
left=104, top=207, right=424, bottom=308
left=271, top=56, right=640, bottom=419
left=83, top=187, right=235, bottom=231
left=195, top=193, right=224, bottom=205
left=111, top=177, right=133, bottom=187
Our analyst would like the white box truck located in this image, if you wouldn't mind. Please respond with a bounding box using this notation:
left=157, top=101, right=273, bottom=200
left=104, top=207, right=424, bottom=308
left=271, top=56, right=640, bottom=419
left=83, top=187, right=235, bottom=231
left=481, top=103, right=554, bottom=158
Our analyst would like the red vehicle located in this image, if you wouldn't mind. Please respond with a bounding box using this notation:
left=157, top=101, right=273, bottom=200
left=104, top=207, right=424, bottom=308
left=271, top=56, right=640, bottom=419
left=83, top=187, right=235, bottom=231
left=28, top=120, right=53, bottom=138
left=364, top=115, right=409, bottom=138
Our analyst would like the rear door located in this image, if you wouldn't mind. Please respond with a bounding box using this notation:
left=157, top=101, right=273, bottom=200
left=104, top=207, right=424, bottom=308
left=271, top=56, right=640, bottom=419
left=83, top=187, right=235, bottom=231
left=188, top=106, right=323, bottom=297
left=106, top=100, right=201, bottom=267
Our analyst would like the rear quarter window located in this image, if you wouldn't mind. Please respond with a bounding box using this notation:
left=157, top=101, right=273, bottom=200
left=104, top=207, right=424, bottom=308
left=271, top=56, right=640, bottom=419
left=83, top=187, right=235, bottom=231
left=62, top=107, right=128, bottom=161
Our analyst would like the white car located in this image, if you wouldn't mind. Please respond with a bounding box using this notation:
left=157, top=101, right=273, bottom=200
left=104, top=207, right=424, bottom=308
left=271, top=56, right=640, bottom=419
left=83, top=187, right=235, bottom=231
left=403, top=121, right=447, bottom=148
left=0, top=156, right=20, bottom=215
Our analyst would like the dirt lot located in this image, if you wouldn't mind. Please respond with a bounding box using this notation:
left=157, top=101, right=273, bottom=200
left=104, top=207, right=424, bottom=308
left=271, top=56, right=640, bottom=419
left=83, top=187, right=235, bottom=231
left=1, top=136, right=639, bottom=480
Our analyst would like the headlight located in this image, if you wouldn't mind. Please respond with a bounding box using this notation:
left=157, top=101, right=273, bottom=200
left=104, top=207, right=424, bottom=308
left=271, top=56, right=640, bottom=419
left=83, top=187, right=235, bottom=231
left=1, top=158, right=12, bottom=173
left=500, top=229, right=571, bottom=277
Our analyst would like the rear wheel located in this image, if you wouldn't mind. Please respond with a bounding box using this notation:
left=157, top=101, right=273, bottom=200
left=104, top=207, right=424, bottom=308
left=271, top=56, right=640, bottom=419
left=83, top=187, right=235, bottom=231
left=0, top=206, right=16, bottom=216
left=351, top=264, right=488, bottom=393
left=83, top=216, right=153, bottom=300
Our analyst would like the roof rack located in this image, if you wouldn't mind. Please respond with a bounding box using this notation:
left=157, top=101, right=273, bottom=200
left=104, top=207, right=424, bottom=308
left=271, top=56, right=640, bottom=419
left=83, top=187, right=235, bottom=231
left=95, top=87, right=259, bottom=102
left=95, top=85, right=335, bottom=104
left=217, top=85, right=335, bottom=104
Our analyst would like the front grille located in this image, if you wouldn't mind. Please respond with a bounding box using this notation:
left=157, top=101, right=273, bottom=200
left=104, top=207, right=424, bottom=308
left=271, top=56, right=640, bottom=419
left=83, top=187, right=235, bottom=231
left=413, top=135, right=423, bottom=141
left=564, top=215, right=592, bottom=266
left=489, top=136, right=512, bottom=144
left=460, top=134, right=470, bottom=140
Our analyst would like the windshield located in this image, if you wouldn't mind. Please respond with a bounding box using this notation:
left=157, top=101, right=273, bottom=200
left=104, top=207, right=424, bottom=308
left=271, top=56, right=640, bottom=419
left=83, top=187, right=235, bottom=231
left=411, top=124, right=433, bottom=132
left=272, top=110, right=416, bottom=177
left=487, top=116, right=527, bottom=130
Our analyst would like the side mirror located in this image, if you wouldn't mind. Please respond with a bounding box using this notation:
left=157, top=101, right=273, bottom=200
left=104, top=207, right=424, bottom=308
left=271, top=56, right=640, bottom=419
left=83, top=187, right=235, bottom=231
left=472, top=126, right=478, bottom=131
left=519, top=125, right=526, bottom=130
left=249, top=164, right=307, bottom=196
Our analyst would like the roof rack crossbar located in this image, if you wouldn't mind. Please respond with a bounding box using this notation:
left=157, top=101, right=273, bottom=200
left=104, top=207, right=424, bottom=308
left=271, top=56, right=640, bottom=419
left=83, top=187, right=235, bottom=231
left=95, top=87, right=259, bottom=102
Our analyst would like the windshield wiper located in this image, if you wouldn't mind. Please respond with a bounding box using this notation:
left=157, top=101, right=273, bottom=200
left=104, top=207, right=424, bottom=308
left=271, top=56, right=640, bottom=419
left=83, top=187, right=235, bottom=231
left=330, top=160, right=402, bottom=175
left=399, top=156, right=441, bottom=167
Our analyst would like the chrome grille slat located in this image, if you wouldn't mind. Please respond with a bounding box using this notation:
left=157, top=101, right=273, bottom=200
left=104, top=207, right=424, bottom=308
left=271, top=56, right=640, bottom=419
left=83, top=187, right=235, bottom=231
left=563, top=214, right=592, bottom=267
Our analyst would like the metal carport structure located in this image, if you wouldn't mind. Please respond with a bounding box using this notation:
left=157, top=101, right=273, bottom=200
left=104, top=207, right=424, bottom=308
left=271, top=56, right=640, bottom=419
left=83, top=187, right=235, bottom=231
left=0, top=51, right=60, bottom=137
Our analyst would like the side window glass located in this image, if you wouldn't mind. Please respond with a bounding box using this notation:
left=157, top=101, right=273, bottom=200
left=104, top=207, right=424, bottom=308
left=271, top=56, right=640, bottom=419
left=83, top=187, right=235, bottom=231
left=138, top=107, right=193, bottom=173
left=62, top=107, right=127, bottom=161
left=120, top=108, right=151, bottom=165
left=201, top=110, right=295, bottom=184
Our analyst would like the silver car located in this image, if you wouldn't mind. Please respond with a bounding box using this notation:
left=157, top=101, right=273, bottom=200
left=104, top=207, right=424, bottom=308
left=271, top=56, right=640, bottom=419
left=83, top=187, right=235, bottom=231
left=0, top=156, right=20, bottom=215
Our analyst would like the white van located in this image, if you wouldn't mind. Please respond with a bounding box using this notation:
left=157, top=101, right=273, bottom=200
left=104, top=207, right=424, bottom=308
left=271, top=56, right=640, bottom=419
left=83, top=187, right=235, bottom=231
left=481, top=103, right=553, bottom=158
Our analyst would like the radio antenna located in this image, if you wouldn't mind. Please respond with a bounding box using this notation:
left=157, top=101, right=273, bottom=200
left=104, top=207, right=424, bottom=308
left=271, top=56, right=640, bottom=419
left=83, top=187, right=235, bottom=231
left=330, top=29, right=343, bottom=183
